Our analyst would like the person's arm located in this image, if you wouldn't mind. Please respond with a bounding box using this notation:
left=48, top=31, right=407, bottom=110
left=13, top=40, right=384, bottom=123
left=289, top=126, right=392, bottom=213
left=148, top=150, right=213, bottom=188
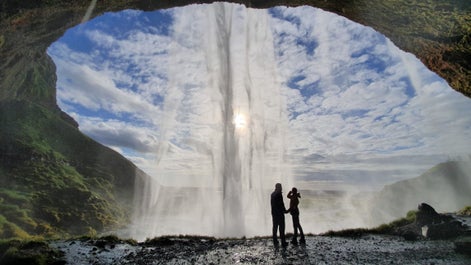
left=285, top=197, right=292, bottom=214
left=277, top=193, right=289, bottom=213
left=287, top=191, right=293, bottom=199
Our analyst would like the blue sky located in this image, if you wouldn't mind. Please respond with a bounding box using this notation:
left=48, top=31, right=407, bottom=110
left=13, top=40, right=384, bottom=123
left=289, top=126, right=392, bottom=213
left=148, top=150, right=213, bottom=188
left=47, top=3, right=471, bottom=191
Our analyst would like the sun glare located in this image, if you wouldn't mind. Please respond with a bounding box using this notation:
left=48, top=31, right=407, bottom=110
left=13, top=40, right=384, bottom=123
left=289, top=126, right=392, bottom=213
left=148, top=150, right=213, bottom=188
left=233, top=113, right=247, bottom=129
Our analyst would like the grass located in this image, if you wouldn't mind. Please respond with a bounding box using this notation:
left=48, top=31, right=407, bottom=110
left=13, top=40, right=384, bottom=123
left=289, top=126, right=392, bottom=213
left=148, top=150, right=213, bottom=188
left=321, top=210, right=417, bottom=237
left=457, top=206, right=471, bottom=216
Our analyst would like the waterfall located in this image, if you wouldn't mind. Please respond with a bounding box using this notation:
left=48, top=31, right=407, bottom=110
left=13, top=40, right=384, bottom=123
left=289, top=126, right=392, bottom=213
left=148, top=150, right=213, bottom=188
left=127, top=3, right=291, bottom=240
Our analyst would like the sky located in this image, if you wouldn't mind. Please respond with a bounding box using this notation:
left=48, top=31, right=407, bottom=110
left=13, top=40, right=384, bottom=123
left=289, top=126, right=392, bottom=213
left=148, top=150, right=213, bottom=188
left=47, top=3, right=471, bottom=191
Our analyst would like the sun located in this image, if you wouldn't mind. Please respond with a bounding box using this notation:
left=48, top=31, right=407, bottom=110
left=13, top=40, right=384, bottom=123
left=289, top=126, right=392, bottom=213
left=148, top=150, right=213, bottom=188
left=233, top=113, right=247, bottom=129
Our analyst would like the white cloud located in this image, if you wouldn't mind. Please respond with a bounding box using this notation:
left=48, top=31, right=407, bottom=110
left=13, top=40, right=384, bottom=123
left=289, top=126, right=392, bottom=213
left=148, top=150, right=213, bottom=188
left=270, top=6, right=471, bottom=184
left=50, top=44, right=164, bottom=124
left=76, top=116, right=159, bottom=153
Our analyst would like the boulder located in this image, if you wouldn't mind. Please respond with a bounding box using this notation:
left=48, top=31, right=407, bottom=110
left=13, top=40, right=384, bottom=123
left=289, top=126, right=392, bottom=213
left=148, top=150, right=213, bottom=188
left=394, top=203, right=469, bottom=241
left=416, top=203, right=443, bottom=226
left=416, top=203, right=468, bottom=240
left=426, top=220, right=467, bottom=240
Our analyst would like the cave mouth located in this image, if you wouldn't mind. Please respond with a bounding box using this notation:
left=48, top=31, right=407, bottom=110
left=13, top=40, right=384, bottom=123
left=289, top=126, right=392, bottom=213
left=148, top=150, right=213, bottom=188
left=47, top=2, right=471, bottom=238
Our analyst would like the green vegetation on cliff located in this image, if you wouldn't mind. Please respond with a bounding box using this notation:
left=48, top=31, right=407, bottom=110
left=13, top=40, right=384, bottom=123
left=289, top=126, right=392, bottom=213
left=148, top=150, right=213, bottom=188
left=0, top=100, right=141, bottom=239
left=0, top=239, right=62, bottom=265
left=458, top=206, right=471, bottom=216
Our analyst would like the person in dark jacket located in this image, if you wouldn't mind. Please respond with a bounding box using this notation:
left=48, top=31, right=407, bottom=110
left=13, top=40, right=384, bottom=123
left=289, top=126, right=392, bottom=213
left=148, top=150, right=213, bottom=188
left=271, top=183, right=288, bottom=247
left=287, top=187, right=305, bottom=245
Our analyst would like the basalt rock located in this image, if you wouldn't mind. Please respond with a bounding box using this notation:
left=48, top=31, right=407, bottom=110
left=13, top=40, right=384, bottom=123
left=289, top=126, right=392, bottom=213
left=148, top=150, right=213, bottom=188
left=397, top=203, right=469, bottom=241
left=1, top=0, right=471, bottom=106
left=426, top=220, right=468, bottom=239
left=454, top=236, right=471, bottom=256
left=416, top=202, right=448, bottom=226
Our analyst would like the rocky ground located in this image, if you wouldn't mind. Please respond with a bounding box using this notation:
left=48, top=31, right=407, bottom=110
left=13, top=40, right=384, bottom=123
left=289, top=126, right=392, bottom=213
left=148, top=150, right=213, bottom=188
left=50, top=234, right=471, bottom=265
left=2, top=205, right=469, bottom=264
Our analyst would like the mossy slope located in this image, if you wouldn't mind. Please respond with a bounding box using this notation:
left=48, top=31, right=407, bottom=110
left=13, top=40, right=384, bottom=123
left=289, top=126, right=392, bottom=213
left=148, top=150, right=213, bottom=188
left=0, top=100, right=142, bottom=239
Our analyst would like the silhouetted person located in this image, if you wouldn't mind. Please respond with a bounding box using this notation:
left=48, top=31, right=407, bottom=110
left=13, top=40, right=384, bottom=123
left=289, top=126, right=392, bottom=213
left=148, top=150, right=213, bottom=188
left=287, top=187, right=305, bottom=245
left=271, top=183, right=288, bottom=247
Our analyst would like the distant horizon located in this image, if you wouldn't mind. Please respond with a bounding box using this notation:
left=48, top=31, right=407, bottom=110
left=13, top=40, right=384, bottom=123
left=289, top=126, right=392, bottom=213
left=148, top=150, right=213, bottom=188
left=131, top=156, right=471, bottom=192
left=48, top=3, right=471, bottom=191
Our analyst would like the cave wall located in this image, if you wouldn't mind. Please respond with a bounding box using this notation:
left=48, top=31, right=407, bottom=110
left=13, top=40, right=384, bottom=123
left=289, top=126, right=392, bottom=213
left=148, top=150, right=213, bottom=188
left=1, top=0, right=470, bottom=107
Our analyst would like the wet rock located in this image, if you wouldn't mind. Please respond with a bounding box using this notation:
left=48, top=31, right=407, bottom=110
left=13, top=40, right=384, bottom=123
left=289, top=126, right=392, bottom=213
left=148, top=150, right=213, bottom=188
left=427, top=220, right=468, bottom=240
left=416, top=203, right=468, bottom=239
left=454, top=236, right=471, bottom=256
left=394, top=223, right=422, bottom=241
left=94, top=240, right=107, bottom=249
left=402, top=230, right=420, bottom=241
left=143, top=236, right=174, bottom=246
left=395, top=203, right=468, bottom=240
left=416, top=203, right=443, bottom=226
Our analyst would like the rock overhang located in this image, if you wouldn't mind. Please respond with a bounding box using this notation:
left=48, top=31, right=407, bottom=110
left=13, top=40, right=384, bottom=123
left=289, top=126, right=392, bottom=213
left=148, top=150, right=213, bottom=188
left=0, top=0, right=470, bottom=106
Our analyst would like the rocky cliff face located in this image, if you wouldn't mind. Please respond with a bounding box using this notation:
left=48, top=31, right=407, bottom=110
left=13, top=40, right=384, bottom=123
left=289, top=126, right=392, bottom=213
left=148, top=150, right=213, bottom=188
left=1, top=0, right=470, bottom=103
left=0, top=0, right=469, bottom=238
left=0, top=100, right=147, bottom=238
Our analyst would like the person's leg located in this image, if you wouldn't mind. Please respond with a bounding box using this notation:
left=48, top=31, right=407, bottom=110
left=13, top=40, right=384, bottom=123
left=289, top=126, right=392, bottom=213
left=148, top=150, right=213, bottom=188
left=298, top=225, right=305, bottom=244
left=298, top=215, right=305, bottom=244
left=272, top=216, right=280, bottom=246
left=292, top=214, right=299, bottom=244
left=299, top=222, right=304, bottom=239
left=280, top=217, right=287, bottom=247
left=294, top=215, right=300, bottom=235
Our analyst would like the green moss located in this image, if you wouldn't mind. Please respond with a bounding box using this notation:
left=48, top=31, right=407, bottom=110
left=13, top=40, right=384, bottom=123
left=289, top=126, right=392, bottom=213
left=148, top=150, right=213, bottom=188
left=0, top=218, right=30, bottom=239
left=0, top=240, right=63, bottom=265
left=374, top=210, right=417, bottom=234
left=1, top=246, right=47, bottom=265
left=0, top=100, right=137, bottom=240
left=0, top=35, right=4, bottom=49
left=86, top=227, right=97, bottom=238
left=457, top=206, right=471, bottom=216
left=321, top=228, right=371, bottom=238
left=0, top=190, right=28, bottom=201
